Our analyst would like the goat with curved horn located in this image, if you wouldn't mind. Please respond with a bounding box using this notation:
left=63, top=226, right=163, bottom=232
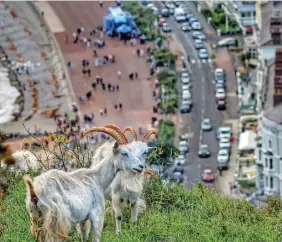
left=123, top=126, right=138, bottom=141
left=83, top=127, right=127, bottom=145
left=142, top=129, right=157, bottom=142
left=104, top=124, right=129, bottom=144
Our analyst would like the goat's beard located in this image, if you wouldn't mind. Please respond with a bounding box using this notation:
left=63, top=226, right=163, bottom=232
left=112, top=170, right=143, bottom=193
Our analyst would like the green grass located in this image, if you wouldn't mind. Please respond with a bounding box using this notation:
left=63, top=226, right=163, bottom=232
left=1, top=177, right=282, bottom=242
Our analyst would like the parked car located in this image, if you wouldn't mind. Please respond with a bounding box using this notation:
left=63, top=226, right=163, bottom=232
left=194, top=39, right=204, bottom=49
left=219, top=138, right=231, bottom=151
left=158, top=17, right=167, bottom=27
left=215, top=83, right=225, bottom=90
left=191, top=22, right=202, bottom=30
left=198, top=48, right=208, bottom=59
left=162, top=23, right=172, bottom=33
left=186, top=13, right=193, bottom=20
left=178, top=140, right=189, bottom=154
left=216, top=126, right=232, bottom=140
left=173, top=164, right=184, bottom=174
left=181, top=22, right=191, bottom=32
left=192, top=31, right=206, bottom=40
left=181, top=72, right=189, bottom=79
left=182, top=83, right=192, bottom=90
left=217, top=149, right=229, bottom=169
left=202, top=169, right=215, bottom=182
left=172, top=171, right=184, bottom=183
left=161, top=8, right=170, bottom=17
left=182, top=96, right=192, bottom=105
left=188, top=17, right=198, bottom=25
left=180, top=103, right=191, bottom=113
left=198, top=144, right=210, bottom=158
left=175, top=154, right=186, bottom=165
left=201, top=118, right=212, bottom=131
left=217, top=37, right=236, bottom=48
left=181, top=77, right=191, bottom=85
left=215, top=88, right=226, bottom=101
left=217, top=100, right=226, bottom=110
left=182, top=90, right=191, bottom=97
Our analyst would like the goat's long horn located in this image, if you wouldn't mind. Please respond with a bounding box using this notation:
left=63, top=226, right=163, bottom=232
left=82, top=127, right=126, bottom=145
left=123, top=127, right=137, bottom=141
left=142, top=129, right=157, bottom=142
left=104, top=124, right=128, bottom=144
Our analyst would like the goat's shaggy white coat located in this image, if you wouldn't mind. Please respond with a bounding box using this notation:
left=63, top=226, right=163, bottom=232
left=90, top=141, right=150, bottom=235
left=24, top=142, right=144, bottom=242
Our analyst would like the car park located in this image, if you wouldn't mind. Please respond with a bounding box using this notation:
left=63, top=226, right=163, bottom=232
left=162, top=23, right=172, bottom=33
left=161, top=8, right=170, bottom=17
left=194, top=39, right=204, bottom=49
left=201, top=118, right=212, bottom=131
left=181, top=22, right=191, bottom=32
left=191, top=22, right=202, bottom=30
left=198, top=144, right=210, bottom=158
left=219, top=138, right=231, bottom=151
left=217, top=149, right=229, bottom=169
left=180, top=103, right=191, bottom=113
left=202, top=169, right=215, bottom=182
left=215, top=88, right=226, bottom=101
left=198, top=48, right=208, bottom=59
left=217, top=100, right=226, bottom=110
left=216, top=126, right=232, bottom=140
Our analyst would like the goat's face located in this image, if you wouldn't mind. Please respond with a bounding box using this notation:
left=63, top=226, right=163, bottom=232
left=130, top=141, right=149, bottom=165
left=113, top=142, right=144, bottom=174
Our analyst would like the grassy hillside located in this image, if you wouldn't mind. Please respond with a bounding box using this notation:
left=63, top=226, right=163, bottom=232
left=1, top=176, right=282, bottom=242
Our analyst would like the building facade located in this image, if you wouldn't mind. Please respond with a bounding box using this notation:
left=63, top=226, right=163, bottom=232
left=256, top=109, right=282, bottom=197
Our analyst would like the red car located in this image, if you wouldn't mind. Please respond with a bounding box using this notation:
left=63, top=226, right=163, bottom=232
left=158, top=18, right=167, bottom=27
left=245, top=26, right=253, bottom=34
left=202, top=169, right=215, bottom=182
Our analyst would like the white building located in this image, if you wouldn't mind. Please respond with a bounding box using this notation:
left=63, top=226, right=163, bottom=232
left=256, top=107, right=282, bottom=197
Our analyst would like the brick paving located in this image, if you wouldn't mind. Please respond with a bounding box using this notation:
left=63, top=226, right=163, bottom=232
left=50, top=1, right=156, bottom=132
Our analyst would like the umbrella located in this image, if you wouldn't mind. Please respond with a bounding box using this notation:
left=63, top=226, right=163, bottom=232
left=116, top=24, right=132, bottom=34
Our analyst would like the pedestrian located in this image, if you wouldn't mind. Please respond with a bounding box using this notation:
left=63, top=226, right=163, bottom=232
left=86, top=91, right=92, bottom=100
left=67, top=61, right=72, bottom=68
left=82, top=69, right=87, bottom=77
left=107, top=83, right=112, bottom=91
left=139, top=126, right=142, bottom=135
left=117, top=71, right=122, bottom=80
left=116, top=85, right=119, bottom=91
left=100, top=108, right=104, bottom=116
left=112, top=86, right=115, bottom=91
left=96, top=75, right=100, bottom=83
left=102, top=83, right=106, bottom=91
left=112, top=55, right=115, bottom=63
left=119, top=103, right=122, bottom=109
left=104, top=108, right=107, bottom=115
left=65, top=34, right=68, bottom=44
left=92, top=82, right=97, bottom=90
left=114, top=104, right=118, bottom=109
left=99, top=1, right=103, bottom=8
left=82, top=59, right=86, bottom=67
left=135, top=72, right=138, bottom=79
left=129, top=73, right=134, bottom=80
left=153, top=90, right=156, bottom=97
left=87, top=69, right=91, bottom=77
left=100, top=77, right=103, bottom=84
left=93, top=49, right=97, bottom=57
left=136, top=49, right=140, bottom=57
left=79, top=96, right=85, bottom=104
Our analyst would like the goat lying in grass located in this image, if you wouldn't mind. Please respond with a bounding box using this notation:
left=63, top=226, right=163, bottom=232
left=87, top=125, right=157, bottom=235
left=24, top=126, right=145, bottom=242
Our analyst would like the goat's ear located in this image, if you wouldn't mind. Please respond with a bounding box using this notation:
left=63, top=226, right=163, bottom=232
left=0, top=144, right=7, bottom=153
left=113, top=142, right=119, bottom=153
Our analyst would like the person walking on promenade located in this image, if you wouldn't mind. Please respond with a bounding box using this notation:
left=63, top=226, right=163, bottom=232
left=114, top=104, right=118, bottom=110
left=116, top=85, right=119, bottom=91
left=107, top=83, right=112, bottom=91
left=79, top=96, right=85, bottom=104
left=135, top=72, right=138, bottom=79
left=93, top=49, right=97, bottom=57
left=96, top=75, right=100, bottom=84
left=119, top=103, right=122, bottom=110
left=117, top=71, right=122, bottom=80
left=112, top=55, right=115, bottom=63
left=102, top=83, right=106, bottom=91
left=87, top=69, right=91, bottom=77
left=92, top=82, right=97, bottom=90
left=104, top=108, right=107, bottom=115
left=100, top=108, right=104, bottom=116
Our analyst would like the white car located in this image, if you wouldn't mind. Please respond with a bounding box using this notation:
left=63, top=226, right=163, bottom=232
left=198, top=48, right=208, bottom=59
left=217, top=149, right=229, bottom=163
left=181, top=72, right=189, bottom=79
left=217, top=126, right=232, bottom=140
left=181, top=77, right=190, bottom=84
left=201, top=118, right=212, bottom=131
left=191, top=22, right=202, bottom=30
left=182, top=90, right=191, bottom=96
left=178, top=140, right=189, bottom=154
left=215, top=88, right=226, bottom=100
left=182, top=96, right=192, bottom=105
left=192, top=31, right=206, bottom=40
left=182, top=83, right=191, bottom=90
left=215, top=68, right=224, bottom=77
left=219, top=138, right=231, bottom=151
left=175, top=154, right=185, bottom=165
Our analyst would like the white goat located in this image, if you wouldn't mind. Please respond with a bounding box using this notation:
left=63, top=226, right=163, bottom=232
left=89, top=125, right=157, bottom=235
left=24, top=127, right=145, bottom=242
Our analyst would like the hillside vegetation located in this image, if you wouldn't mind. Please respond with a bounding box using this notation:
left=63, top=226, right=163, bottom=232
left=1, top=174, right=282, bottom=242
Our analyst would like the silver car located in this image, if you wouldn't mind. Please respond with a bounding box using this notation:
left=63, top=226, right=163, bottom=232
left=201, top=118, right=212, bottom=131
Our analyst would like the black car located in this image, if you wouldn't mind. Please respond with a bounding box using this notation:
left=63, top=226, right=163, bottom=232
left=161, top=8, right=170, bottom=17
left=180, top=103, right=191, bottom=113
left=217, top=100, right=226, bottom=110
left=173, top=164, right=184, bottom=174
left=198, top=144, right=211, bottom=158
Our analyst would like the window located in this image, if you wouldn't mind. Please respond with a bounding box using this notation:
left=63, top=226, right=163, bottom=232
left=265, top=176, right=268, bottom=187
left=259, top=150, right=262, bottom=161
left=270, top=158, right=273, bottom=169
left=265, top=158, right=268, bottom=167
left=270, top=176, right=274, bottom=189
left=269, top=140, right=272, bottom=149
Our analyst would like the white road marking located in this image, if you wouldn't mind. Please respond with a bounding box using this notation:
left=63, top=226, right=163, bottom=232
left=198, top=163, right=202, bottom=169
left=208, top=59, right=212, bottom=63
left=211, top=80, right=216, bottom=84
left=191, top=59, right=196, bottom=64
left=202, top=59, right=206, bottom=63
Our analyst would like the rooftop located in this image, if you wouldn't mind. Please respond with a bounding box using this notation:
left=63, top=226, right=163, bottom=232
left=235, top=1, right=256, bottom=13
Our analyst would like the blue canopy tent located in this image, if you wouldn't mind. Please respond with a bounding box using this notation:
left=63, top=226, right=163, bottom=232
left=116, top=24, right=132, bottom=34
left=114, top=15, right=127, bottom=25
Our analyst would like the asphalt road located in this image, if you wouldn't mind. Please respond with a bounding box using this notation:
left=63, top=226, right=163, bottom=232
left=155, top=2, right=225, bottom=188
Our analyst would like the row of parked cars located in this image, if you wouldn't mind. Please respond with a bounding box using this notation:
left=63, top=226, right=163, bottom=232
left=216, top=126, right=232, bottom=170
left=214, top=68, right=227, bottom=110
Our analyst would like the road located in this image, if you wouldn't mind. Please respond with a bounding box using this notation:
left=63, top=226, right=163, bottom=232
left=155, top=2, right=232, bottom=188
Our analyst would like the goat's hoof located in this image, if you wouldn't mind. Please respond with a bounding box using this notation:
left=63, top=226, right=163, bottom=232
left=130, top=218, right=137, bottom=223
left=116, top=230, right=122, bottom=236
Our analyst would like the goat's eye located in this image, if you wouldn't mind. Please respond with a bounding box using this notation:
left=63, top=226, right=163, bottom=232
left=122, top=153, right=128, bottom=157
left=143, top=151, right=148, bottom=156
